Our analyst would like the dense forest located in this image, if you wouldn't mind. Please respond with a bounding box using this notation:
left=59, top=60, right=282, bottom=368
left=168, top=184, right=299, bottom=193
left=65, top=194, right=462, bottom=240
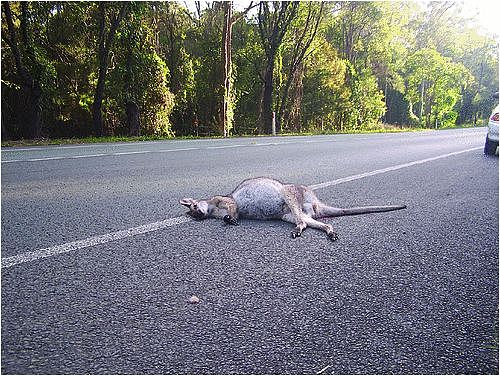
left=1, top=1, right=498, bottom=140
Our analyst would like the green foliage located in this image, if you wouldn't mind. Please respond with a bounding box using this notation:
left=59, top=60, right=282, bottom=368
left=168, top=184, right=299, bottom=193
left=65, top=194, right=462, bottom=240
left=152, top=1, right=197, bottom=135
left=43, top=2, right=98, bottom=137
left=351, top=69, right=387, bottom=129
left=302, top=41, right=349, bottom=131
left=233, top=19, right=266, bottom=134
left=107, top=4, right=175, bottom=136
left=404, top=48, right=473, bottom=127
left=1, top=1, right=498, bottom=140
left=107, top=50, right=175, bottom=136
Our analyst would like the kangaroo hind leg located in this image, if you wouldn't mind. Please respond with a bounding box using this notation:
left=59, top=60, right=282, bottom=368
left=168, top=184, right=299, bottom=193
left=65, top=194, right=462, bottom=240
left=303, top=215, right=339, bottom=241
left=282, top=213, right=307, bottom=239
left=281, top=184, right=308, bottom=239
left=282, top=213, right=339, bottom=241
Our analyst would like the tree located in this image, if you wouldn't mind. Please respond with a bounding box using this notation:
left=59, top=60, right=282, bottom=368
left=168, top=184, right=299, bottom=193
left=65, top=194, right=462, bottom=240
left=321, top=2, right=389, bottom=130
left=42, top=2, right=96, bottom=137
left=404, top=48, right=472, bottom=128
left=328, top=1, right=386, bottom=70
left=277, top=1, right=324, bottom=132
left=220, top=1, right=257, bottom=137
left=221, top=2, right=233, bottom=137
left=92, top=2, right=128, bottom=137
left=177, top=2, right=224, bottom=136
left=2, top=2, right=43, bottom=139
left=232, top=17, right=266, bottom=135
left=107, top=2, right=175, bottom=136
left=257, top=1, right=299, bottom=134
left=0, top=1, right=498, bottom=140
left=301, top=39, right=348, bottom=132
left=450, top=24, right=498, bottom=125
left=149, top=2, right=196, bottom=136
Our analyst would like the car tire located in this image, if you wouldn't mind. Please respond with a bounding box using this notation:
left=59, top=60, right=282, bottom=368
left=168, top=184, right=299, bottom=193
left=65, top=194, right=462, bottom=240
left=484, top=136, right=498, bottom=155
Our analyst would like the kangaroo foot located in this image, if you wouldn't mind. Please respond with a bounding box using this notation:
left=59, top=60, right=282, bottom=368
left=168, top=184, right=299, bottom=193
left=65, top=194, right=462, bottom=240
left=327, top=231, right=339, bottom=241
left=223, top=215, right=238, bottom=226
left=291, top=228, right=303, bottom=239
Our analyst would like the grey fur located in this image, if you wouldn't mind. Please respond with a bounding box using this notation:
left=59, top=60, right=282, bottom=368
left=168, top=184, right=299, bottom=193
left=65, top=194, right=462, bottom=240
left=180, top=177, right=406, bottom=241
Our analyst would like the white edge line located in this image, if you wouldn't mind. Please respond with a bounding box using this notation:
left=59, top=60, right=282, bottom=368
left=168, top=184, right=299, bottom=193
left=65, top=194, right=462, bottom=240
left=1, top=146, right=482, bottom=269
left=158, top=147, right=200, bottom=152
left=207, top=144, right=245, bottom=149
left=308, top=147, right=483, bottom=190
left=1, top=145, right=255, bottom=163
left=0, top=139, right=321, bottom=163
left=112, top=151, right=151, bottom=156
left=71, top=153, right=107, bottom=159
left=1, top=216, right=192, bottom=269
left=1, top=149, right=192, bottom=163
left=317, top=365, right=333, bottom=375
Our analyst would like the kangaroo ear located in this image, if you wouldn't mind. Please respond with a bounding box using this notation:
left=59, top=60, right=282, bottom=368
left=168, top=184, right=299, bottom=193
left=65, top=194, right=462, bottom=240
left=180, top=198, right=195, bottom=207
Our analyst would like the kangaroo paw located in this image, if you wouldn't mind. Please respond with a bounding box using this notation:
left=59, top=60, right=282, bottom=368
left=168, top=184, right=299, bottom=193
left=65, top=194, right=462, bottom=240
left=223, top=215, right=238, bottom=226
left=327, top=231, right=339, bottom=241
left=291, top=229, right=302, bottom=239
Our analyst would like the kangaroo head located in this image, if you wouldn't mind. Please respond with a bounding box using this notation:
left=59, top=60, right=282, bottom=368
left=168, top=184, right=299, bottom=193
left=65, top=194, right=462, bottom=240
left=179, top=198, right=210, bottom=219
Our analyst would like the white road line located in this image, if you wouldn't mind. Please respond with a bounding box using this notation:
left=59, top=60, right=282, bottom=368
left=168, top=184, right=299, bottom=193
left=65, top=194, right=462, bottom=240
left=1, top=142, right=161, bottom=152
left=0, top=139, right=330, bottom=163
left=6, top=156, right=69, bottom=163
left=316, top=365, right=333, bottom=375
left=1, top=216, right=192, bottom=269
left=0, top=136, right=319, bottom=153
left=70, top=153, right=107, bottom=159
left=1, top=143, right=291, bottom=163
left=1, top=146, right=483, bottom=269
left=308, top=147, right=483, bottom=190
left=0, top=139, right=333, bottom=163
left=1, top=147, right=203, bottom=163
left=157, top=147, right=200, bottom=152
left=207, top=144, right=245, bottom=149
left=112, top=151, right=151, bottom=156
left=0, top=139, right=211, bottom=152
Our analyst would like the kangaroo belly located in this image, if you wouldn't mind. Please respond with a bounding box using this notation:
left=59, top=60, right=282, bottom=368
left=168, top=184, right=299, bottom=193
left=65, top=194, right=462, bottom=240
left=231, top=178, right=287, bottom=219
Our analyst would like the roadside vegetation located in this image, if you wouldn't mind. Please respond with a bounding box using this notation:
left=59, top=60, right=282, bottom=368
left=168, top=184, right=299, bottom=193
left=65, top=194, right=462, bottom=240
left=1, top=1, right=498, bottom=142
left=0, top=125, right=420, bottom=147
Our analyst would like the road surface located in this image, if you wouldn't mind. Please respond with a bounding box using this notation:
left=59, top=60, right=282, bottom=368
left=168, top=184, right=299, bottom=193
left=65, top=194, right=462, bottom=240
left=1, top=128, right=498, bottom=374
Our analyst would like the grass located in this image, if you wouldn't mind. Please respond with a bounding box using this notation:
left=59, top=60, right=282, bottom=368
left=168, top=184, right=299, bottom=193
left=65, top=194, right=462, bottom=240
left=1, top=134, right=173, bottom=147
left=0, top=123, right=483, bottom=148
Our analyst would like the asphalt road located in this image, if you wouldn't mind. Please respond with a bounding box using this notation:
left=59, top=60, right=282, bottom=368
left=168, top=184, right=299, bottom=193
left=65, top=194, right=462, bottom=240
left=1, top=128, right=498, bottom=374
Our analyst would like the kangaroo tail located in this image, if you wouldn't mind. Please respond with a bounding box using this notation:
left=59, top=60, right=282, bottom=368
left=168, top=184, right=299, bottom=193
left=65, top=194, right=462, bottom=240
left=318, top=204, right=406, bottom=218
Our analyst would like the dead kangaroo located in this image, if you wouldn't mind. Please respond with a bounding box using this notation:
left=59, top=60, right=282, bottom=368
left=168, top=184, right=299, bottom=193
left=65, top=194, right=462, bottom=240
left=180, top=177, right=406, bottom=241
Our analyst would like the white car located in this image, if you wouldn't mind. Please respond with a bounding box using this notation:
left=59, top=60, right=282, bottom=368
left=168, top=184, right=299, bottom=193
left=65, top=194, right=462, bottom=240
left=484, top=102, right=499, bottom=155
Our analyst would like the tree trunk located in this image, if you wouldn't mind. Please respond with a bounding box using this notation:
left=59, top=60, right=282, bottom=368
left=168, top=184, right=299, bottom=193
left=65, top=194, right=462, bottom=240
left=277, top=2, right=323, bottom=131
left=92, top=63, right=107, bottom=137
left=262, top=59, right=275, bottom=134
left=92, top=3, right=128, bottom=137
left=419, top=80, right=425, bottom=123
left=277, top=71, right=293, bottom=132
left=290, top=63, right=304, bottom=132
left=220, top=1, right=256, bottom=136
left=474, top=61, right=485, bottom=126
left=383, top=77, right=388, bottom=123
left=3, top=2, right=42, bottom=139
left=257, top=1, right=298, bottom=135
left=126, top=101, right=140, bottom=136
left=92, top=4, right=107, bottom=137
left=22, top=85, right=42, bottom=139
left=221, top=2, right=233, bottom=137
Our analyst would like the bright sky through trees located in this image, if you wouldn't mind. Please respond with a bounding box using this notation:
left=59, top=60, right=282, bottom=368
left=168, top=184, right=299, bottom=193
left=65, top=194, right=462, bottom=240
left=450, top=0, right=499, bottom=38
